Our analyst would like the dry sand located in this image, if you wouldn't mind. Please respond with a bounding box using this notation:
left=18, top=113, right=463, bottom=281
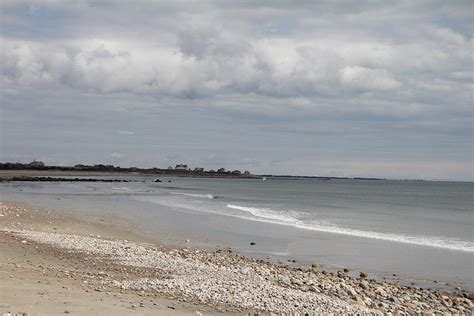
left=0, top=201, right=228, bottom=315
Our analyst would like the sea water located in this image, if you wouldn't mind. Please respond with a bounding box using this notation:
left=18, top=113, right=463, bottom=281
left=1, top=176, right=472, bottom=289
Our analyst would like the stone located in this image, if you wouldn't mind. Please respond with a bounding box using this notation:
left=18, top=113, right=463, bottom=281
left=359, top=272, right=368, bottom=278
left=250, top=242, right=256, bottom=246
left=311, top=263, right=320, bottom=270
left=359, top=280, right=369, bottom=290
left=279, top=276, right=291, bottom=286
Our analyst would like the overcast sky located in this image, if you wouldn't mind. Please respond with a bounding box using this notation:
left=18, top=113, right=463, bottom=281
left=1, top=1, right=472, bottom=180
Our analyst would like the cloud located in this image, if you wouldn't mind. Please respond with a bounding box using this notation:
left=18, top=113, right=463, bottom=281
left=0, top=1, right=472, bottom=180
left=117, top=131, right=134, bottom=135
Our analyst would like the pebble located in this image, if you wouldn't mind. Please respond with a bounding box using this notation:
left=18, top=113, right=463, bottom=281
left=4, top=219, right=468, bottom=315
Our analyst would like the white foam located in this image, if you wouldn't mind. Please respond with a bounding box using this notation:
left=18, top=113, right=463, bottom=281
left=111, top=187, right=131, bottom=191
left=169, top=192, right=216, bottom=199
left=226, top=204, right=474, bottom=253
left=132, top=196, right=474, bottom=253
left=227, top=204, right=300, bottom=223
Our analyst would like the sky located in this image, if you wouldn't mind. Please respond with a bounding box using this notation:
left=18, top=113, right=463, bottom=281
left=0, top=1, right=473, bottom=181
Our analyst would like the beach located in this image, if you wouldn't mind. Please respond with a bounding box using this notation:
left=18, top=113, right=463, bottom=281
left=1, top=200, right=472, bottom=315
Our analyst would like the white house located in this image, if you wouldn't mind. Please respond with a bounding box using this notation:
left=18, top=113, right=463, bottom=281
left=175, top=164, right=189, bottom=171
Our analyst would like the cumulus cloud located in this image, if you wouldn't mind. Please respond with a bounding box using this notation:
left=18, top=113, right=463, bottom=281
left=0, top=1, right=472, bottom=180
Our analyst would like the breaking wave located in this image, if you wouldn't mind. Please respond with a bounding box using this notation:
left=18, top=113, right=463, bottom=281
left=226, top=204, right=474, bottom=253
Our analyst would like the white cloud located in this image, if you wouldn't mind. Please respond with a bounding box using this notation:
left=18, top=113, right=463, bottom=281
left=117, top=131, right=134, bottom=135
left=0, top=1, right=472, bottom=180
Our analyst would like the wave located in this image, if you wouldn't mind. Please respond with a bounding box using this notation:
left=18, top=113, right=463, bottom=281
left=131, top=195, right=474, bottom=253
left=226, top=204, right=474, bottom=253
left=169, top=192, right=216, bottom=199
left=111, top=187, right=131, bottom=191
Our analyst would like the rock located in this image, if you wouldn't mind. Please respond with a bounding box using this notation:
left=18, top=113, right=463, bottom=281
left=279, top=276, right=291, bottom=286
left=343, top=268, right=349, bottom=273
left=441, top=295, right=453, bottom=307
left=359, top=280, right=369, bottom=290
left=359, top=272, right=368, bottom=278
left=154, top=179, right=162, bottom=182
left=21, top=240, right=27, bottom=244
left=467, top=292, right=474, bottom=300
left=250, top=242, right=256, bottom=246
left=311, top=263, right=320, bottom=270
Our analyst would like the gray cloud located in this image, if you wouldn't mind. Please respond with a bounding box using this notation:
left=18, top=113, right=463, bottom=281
left=0, top=1, right=472, bottom=180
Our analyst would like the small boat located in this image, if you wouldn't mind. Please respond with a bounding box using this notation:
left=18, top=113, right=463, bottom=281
left=262, top=177, right=266, bottom=181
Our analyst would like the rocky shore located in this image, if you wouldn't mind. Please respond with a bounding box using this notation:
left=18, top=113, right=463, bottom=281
left=1, top=202, right=472, bottom=315
left=2, top=176, right=133, bottom=183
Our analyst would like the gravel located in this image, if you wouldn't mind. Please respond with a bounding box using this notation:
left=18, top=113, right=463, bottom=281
left=2, top=225, right=473, bottom=314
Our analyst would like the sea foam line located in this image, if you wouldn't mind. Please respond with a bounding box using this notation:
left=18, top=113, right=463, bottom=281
left=133, top=195, right=474, bottom=253
left=169, top=192, right=216, bottom=199
left=226, top=204, right=474, bottom=253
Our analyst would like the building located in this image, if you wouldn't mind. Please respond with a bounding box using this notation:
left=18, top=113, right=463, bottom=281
left=194, top=167, right=204, bottom=172
left=29, top=160, right=45, bottom=168
left=243, top=170, right=251, bottom=175
left=175, top=164, right=189, bottom=171
left=232, top=170, right=241, bottom=175
left=217, top=167, right=226, bottom=173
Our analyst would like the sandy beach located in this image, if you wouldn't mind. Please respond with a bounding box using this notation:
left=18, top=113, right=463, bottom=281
left=0, top=200, right=472, bottom=315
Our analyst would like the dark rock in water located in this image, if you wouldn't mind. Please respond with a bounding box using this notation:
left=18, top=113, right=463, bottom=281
left=168, top=180, right=172, bottom=182
left=250, top=242, right=256, bottom=246
left=343, top=268, right=349, bottom=273
left=311, top=263, right=320, bottom=270
left=154, top=179, right=162, bottom=182
left=360, top=272, right=368, bottom=278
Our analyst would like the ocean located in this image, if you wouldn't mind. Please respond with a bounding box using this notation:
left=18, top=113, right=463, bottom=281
left=1, top=176, right=473, bottom=290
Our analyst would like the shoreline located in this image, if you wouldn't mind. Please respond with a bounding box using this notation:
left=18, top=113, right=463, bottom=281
left=0, top=201, right=472, bottom=315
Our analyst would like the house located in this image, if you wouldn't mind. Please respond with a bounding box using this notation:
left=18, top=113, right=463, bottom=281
left=217, top=167, right=226, bottom=173
left=232, top=170, right=241, bottom=175
left=243, top=170, right=251, bottom=175
left=194, top=167, right=204, bottom=172
left=175, top=164, right=189, bottom=171
left=29, top=160, right=45, bottom=168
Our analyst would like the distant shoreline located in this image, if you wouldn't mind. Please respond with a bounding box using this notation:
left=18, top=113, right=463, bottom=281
left=2, top=168, right=472, bottom=183
left=0, top=168, right=384, bottom=181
